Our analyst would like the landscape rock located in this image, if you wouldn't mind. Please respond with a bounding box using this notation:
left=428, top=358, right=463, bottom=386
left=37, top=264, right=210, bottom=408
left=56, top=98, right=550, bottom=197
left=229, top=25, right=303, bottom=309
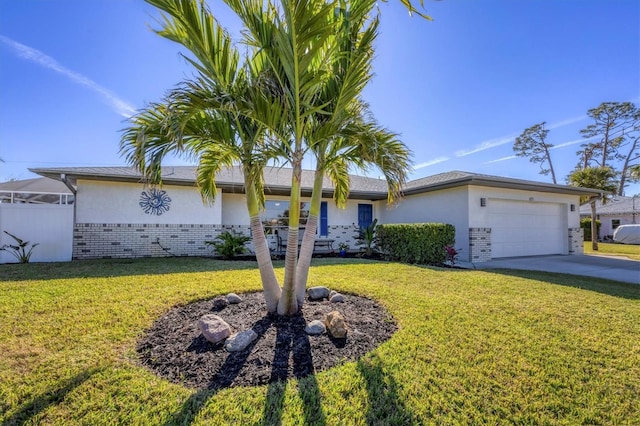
left=308, top=286, right=330, bottom=300
left=329, top=293, right=345, bottom=303
left=226, top=293, right=242, bottom=304
left=197, top=314, right=232, bottom=344
left=212, top=296, right=229, bottom=311
left=329, top=290, right=337, bottom=299
left=305, top=320, right=326, bottom=335
left=324, top=310, right=348, bottom=338
left=225, top=329, right=258, bottom=352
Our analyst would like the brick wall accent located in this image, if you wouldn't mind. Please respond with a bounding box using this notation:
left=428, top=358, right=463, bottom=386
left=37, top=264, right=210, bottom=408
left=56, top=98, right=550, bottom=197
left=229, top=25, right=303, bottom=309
left=568, top=227, right=583, bottom=255
left=327, top=225, right=359, bottom=251
left=73, top=223, right=250, bottom=260
left=469, top=227, right=492, bottom=262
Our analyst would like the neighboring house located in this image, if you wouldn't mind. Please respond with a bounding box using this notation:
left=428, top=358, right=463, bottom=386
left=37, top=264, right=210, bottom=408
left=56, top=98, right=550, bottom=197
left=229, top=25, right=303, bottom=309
left=579, top=196, right=640, bottom=240
left=14, top=166, right=600, bottom=263
left=0, top=177, right=74, bottom=204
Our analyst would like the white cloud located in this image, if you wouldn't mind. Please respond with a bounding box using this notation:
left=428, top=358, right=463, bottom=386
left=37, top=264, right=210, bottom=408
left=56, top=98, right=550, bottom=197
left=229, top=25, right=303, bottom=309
left=455, top=114, right=590, bottom=158
left=414, top=156, right=449, bottom=169
left=455, top=134, right=517, bottom=157
left=551, top=135, right=598, bottom=150
left=484, top=155, right=517, bottom=164
left=0, top=35, right=136, bottom=118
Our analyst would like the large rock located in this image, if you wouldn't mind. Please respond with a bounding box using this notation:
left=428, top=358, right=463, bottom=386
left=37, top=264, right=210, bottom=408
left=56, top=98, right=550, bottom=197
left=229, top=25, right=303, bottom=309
left=226, top=293, right=242, bottom=304
left=197, top=314, right=232, bottom=344
left=225, top=329, right=258, bottom=352
left=308, top=286, right=330, bottom=300
left=330, top=293, right=344, bottom=303
left=324, top=311, right=348, bottom=338
left=305, top=320, right=326, bottom=335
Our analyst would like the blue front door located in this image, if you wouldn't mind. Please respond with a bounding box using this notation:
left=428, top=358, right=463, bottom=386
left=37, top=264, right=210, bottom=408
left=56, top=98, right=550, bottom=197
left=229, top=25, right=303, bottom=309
left=358, top=204, right=373, bottom=230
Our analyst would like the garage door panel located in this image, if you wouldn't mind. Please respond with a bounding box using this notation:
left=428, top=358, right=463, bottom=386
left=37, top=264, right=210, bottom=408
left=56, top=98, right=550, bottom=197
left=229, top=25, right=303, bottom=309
left=488, top=200, right=565, bottom=258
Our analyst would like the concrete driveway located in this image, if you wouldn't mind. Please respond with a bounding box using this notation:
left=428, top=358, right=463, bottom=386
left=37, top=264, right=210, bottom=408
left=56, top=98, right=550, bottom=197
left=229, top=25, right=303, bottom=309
left=466, top=254, right=640, bottom=285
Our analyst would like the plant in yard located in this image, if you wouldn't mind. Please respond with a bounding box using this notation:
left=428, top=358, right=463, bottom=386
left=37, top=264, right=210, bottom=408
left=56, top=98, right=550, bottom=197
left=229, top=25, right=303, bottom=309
left=205, top=231, right=251, bottom=259
left=444, top=245, right=460, bottom=265
left=338, top=242, right=350, bottom=251
left=0, top=230, right=39, bottom=264
left=122, top=0, right=414, bottom=316
left=354, top=218, right=379, bottom=256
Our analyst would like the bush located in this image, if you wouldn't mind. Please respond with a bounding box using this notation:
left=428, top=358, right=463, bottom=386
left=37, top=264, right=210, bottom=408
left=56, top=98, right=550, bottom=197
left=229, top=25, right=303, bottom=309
left=580, top=218, right=601, bottom=242
left=377, top=223, right=455, bottom=265
left=0, top=230, right=39, bottom=264
left=205, top=231, right=251, bottom=259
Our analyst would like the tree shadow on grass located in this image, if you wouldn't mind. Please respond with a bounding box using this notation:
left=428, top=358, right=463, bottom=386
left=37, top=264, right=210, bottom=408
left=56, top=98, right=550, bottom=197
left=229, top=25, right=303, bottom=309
left=3, top=366, right=104, bottom=426
left=356, top=354, right=416, bottom=425
left=261, top=316, right=326, bottom=426
left=482, top=269, right=640, bottom=300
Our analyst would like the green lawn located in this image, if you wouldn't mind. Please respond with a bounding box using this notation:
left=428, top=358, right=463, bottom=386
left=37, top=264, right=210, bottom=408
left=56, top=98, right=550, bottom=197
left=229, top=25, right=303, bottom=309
left=583, top=241, right=640, bottom=260
left=1, top=258, right=639, bottom=425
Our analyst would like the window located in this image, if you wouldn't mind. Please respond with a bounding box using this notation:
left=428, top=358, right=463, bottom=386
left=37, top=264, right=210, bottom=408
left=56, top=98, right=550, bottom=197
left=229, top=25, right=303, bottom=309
left=261, top=201, right=309, bottom=234
left=612, top=219, right=621, bottom=229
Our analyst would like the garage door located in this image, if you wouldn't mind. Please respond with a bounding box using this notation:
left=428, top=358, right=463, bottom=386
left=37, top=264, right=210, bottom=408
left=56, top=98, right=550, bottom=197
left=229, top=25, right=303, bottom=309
left=487, top=200, right=565, bottom=258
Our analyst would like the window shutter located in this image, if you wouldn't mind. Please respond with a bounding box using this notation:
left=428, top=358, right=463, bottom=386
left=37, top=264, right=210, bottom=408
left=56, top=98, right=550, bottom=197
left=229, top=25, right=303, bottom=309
left=320, top=202, right=328, bottom=236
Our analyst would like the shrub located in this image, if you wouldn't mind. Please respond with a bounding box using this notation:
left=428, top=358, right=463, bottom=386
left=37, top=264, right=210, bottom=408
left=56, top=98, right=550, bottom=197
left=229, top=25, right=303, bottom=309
left=0, top=230, right=39, bottom=264
left=580, top=218, right=601, bottom=241
left=377, top=223, right=455, bottom=265
left=205, top=231, right=251, bottom=259
left=354, top=218, right=378, bottom=256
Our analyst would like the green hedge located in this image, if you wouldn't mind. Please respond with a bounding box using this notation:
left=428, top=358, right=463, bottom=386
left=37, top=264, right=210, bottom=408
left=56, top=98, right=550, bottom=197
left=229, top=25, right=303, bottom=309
left=377, top=223, right=455, bottom=265
left=580, top=218, right=601, bottom=242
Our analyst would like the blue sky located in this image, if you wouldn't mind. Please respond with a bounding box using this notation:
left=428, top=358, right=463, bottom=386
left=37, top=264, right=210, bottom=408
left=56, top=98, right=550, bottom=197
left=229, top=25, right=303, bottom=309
left=1, top=0, right=639, bottom=194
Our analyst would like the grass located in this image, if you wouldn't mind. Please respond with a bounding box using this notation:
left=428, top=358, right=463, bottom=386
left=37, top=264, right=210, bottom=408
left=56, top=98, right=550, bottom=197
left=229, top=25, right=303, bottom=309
left=583, top=241, right=640, bottom=260
left=1, top=257, right=639, bottom=425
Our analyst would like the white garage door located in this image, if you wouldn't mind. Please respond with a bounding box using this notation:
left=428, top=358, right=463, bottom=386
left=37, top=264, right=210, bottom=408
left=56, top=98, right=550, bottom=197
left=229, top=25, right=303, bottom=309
left=488, top=200, right=565, bottom=258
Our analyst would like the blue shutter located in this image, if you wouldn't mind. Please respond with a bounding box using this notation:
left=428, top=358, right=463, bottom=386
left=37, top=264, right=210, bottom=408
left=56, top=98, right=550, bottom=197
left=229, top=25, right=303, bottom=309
left=320, top=202, right=328, bottom=236
left=358, top=204, right=373, bottom=230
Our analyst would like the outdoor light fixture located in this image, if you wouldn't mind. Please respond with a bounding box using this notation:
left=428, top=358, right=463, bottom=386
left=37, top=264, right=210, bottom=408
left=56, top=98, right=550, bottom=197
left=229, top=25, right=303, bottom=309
left=570, top=204, right=575, bottom=212
left=480, top=198, right=486, bottom=207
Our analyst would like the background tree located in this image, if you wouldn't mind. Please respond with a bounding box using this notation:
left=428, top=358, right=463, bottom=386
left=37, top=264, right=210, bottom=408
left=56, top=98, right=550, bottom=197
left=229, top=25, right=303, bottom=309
left=568, top=166, right=617, bottom=250
left=513, top=121, right=557, bottom=183
left=615, top=107, right=640, bottom=195
left=577, top=101, right=639, bottom=195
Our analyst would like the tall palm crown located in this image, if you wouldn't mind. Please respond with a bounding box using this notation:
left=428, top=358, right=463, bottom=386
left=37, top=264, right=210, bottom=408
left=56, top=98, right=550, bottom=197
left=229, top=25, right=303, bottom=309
left=121, top=0, right=414, bottom=315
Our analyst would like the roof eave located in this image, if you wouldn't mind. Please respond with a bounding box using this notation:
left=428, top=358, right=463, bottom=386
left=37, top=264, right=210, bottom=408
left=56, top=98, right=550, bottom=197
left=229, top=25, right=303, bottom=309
left=404, top=176, right=602, bottom=197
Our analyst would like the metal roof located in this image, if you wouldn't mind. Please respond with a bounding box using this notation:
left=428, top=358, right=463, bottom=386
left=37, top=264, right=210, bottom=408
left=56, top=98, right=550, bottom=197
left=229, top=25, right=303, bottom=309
left=29, top=166, right=602, bottom=200
left=579, top=196, right=639, bottom=215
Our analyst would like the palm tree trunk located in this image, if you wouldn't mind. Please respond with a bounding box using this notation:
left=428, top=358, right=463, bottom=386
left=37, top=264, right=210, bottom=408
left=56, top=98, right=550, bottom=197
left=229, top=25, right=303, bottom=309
left=295, top=169, right=324, bottom=305
left=277, top=156, right=303, bottom=316
left=590, top=200, right=599, bottom=251
left=246, top=182, right=281, bottom=313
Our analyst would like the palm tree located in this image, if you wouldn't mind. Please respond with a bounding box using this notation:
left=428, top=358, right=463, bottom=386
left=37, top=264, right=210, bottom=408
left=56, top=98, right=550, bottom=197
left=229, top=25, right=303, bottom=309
left=121, top=0, right=284, bottom=312
left=125, top=0, right=414, bottom=316
left=568, top=166, right=617, bottom=250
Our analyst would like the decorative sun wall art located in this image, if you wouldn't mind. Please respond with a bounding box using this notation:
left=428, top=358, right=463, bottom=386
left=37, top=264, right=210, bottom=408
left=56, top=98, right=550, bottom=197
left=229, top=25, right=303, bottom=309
left=139, top=188, right=172, bottom=216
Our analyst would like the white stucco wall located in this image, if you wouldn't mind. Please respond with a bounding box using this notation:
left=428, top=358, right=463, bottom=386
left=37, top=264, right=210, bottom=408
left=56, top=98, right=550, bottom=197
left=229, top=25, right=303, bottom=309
left=467, top=186, right=581, bottom=228
left=221, top=193, right=251, bottom=226
left=76, top=180, right=222, bottom=224
left=377, top=187, right=470, bottom=259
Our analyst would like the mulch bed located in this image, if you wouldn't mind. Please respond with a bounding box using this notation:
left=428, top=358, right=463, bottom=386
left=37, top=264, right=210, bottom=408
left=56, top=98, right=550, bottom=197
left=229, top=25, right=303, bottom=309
left=136, top=292, right=397, bottom=390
